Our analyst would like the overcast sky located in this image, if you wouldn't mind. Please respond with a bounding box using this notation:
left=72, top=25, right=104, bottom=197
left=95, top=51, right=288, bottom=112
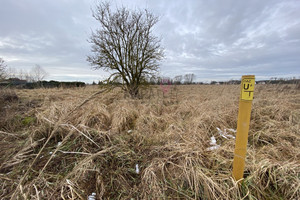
left=1, top=0, right=299, bottom=83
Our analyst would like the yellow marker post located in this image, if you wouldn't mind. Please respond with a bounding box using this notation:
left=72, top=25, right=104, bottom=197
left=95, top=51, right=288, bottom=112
left=232, top=75, right=255, bottom=181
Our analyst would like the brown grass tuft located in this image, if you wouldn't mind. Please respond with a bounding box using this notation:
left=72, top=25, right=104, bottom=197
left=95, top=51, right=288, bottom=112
left=0, top=84, right=299, bottom=199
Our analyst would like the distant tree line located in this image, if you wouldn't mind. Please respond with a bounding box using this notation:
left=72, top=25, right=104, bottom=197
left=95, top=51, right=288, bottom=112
left=95, top=74, right=299, bottom=86
left=26, top=80, right=85, bottom=88
left=211, top=78, right=300, bottom=85
left=0, top=58, right=85, bottom=89
left=96, top=73, right=196, bottom=85
left=0, top=79, right=85, bottom=89
left=263, top=77, right=300, bottom=84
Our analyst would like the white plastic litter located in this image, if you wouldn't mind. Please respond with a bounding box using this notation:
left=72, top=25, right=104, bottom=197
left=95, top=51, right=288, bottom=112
left=135, top=164, right=140, bottom=174
left=207, top=145, right=220, bottom=151
left=210, top=136, right=217, bottom=145
left=206, top=136, right=220, bottom=151
left=128, top=130, right=133, bottom=133
left=57, top=141, right=62, bottom=146
left=228, top=128, right=237, bottom=133
left=88, top=192, right=96, bottom=200
left=216, top=127, right=235, bottom=139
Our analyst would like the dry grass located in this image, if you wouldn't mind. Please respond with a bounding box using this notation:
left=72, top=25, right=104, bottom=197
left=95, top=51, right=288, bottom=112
left=0, top=84, right=299, bottom=199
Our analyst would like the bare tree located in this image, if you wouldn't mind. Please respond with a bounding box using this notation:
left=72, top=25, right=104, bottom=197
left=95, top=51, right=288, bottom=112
left=25, top=71, right=34, bottom=82
left=18, top=69, right=25, bottom=80
left=0, top=58, right=7, bottom=80
left=149, top=75, right=158, bottom=85
left=161, top=77, right=172, bottom=84
left=30, top=64, right=48, bottom=82
left=184, top=73, right=195, bottom=84
left=87, top=2, right=164, bottom=97
left=173, top=75, right=183, bottom=84
left=6, top=67, right=16, bottom=79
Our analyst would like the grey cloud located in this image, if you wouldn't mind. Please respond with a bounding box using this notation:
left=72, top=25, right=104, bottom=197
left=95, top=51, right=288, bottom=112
left=156, top=0, right=300, bottom=80
left=0, top=0, right=299, bottom=83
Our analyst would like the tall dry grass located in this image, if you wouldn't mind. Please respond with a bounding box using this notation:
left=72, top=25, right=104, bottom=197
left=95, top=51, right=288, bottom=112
left=0, top=84, right=299, bottom=199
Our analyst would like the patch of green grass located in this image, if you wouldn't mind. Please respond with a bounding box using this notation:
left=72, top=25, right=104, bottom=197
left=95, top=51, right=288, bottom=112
left=22, top=116, right=36, bottom=126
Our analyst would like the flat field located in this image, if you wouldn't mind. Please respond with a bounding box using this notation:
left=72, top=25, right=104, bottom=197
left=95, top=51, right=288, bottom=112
left=0, top=84, right=299, bottom=199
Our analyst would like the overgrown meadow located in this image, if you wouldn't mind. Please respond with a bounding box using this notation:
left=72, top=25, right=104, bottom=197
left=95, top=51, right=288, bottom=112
left=0, top=84, right=299, bottom=199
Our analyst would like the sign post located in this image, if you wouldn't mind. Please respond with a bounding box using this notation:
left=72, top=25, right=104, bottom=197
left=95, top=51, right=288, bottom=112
left=232, top=75, right=255, bottom=181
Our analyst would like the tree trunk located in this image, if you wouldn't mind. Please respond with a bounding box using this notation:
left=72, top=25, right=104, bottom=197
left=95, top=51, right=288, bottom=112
left=128, top=85, right=139, bottom=98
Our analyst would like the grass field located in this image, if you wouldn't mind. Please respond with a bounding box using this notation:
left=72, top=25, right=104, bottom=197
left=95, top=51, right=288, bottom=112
left=0, top=84, right=299, bottom=199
